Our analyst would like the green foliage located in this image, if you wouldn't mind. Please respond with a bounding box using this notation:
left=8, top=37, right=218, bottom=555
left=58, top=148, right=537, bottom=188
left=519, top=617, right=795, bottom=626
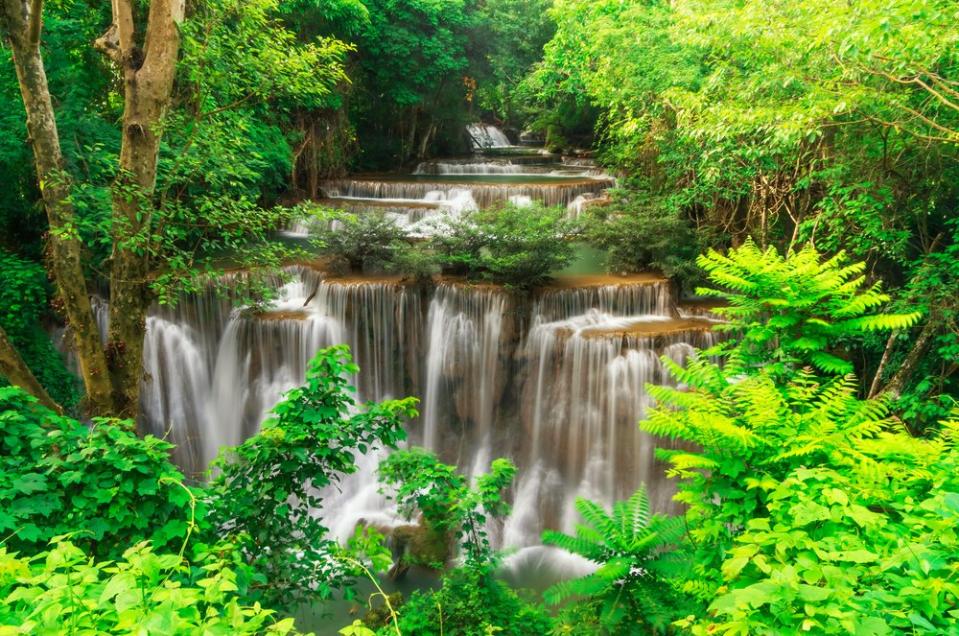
left=542, top=487, right=692, bottom=634
left=0, top=252, right=78, bottom=408
left=0, top=387, right=194, bottom=560
left=378, top=449, right=516, bottom=568
left=582, top=193, right=701, bottom=289
left=469, top=0, right=556, bottom=125
left=429, top=203, right=578, bottom=289
left=888, top=218, right=959, bottom=428
left=0, top=538, right=306, bottom=635
left=698, top=240, right=920, bottom=376
left=527, top=0, right=959, bottom=412
left=351, top=0, right=475, bottom=165
left=647, top=363, right=959, bottom=634
left=385, top=566, right=553, bottom=636
left=206, top=345, right=418, bottom=608
left=307, top=207, right=413, bottom=274
left=0, top=0, right=354, bottom=307
left=640, top=244, right=959, bottom=634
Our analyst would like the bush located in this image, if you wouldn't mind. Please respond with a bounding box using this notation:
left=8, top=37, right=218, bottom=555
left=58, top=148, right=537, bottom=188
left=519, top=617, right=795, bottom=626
left=0, top=252, right=79, bottom=409
left=0, top=539, right=305, bottom=635
left=2, top=345, right=418, bottom=620
left=205, top=345, right=418, bottom=608
left=582, top=193, right=701, bottom=291
left=379, top=449, right=516, bottom=569
left=542, top=487, right=694, bottom=634
left=384, top=566, right=553, bottom=636
left=308, top=207, right=412, bottom=274
left=641, top=243, right=959, bottom=634
left=430, top=203, right=577, bottom=289
left=0, top=387, right=194, bottom=560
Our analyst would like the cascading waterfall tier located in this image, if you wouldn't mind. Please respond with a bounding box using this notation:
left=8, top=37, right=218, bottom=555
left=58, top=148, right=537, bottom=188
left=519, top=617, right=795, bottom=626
left=322, top=177, right=614, bottom=209
left=104, top=272, right=723, bottom=554
left=420, top=284, right=512, bottom=474
left=136, top=268, right=423, bottom=474
left=467, top=123, right=512, bottom=149
left=414, top=159, right=606, bottom=178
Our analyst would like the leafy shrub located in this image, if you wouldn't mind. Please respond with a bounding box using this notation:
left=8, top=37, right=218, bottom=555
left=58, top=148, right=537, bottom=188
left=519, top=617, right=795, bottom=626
left=385, top=566, right=553, bottom=636
left=0, top=387, right=194, bottom=560
left=205, top=345, right=418, bottom=608
left=378, top=449, right=516, bottom=568
left=699, top=239, right=920, bottom=377
left=582, top=193, right=701, bottom=291
left=429, top=203, right=577, bottom=289
left=0, top=539, right=304, bottom=635
left=542, top=487, right=693, bottom=634
left=0, top=252, right=79, bottom=408
left=309, top=207, right=412, bottom=273
left=641, top=243, right=959, bottom=634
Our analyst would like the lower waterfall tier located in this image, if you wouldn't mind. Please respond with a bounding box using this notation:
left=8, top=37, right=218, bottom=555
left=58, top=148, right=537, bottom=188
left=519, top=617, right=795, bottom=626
left=128, top=268, right=719, bottom=550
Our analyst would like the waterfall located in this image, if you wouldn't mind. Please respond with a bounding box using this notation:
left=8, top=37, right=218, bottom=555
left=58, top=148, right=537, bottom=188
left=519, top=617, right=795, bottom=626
left=503, top=309, right=718, bottom=548
left=415, top=161, right=524, bottom=176
left=323, top=178, right=614, bottom=209
left=533, top=279, right=674, bottom=322
left=421, top=284, right=509, bottom=473
left=467, top=123, right=512, bottom=149
left=70, top=269, right=724, bottom=562
left=133, top=268, right=424, bottom=474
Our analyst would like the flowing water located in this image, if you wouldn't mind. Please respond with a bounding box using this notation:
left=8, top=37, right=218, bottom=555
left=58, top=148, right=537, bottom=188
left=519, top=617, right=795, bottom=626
left=467, top=123, right=513, bottom=149
left=129, top=271, right=719, bottom=553
left=73, top=126, right=722, bottom=604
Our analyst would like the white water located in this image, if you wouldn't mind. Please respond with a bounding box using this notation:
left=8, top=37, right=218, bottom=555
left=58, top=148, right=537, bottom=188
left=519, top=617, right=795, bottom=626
left=467, top=123, right=512, bottom=149
left=415, top=161, right=524, bottom=176
left=322, top=178, right=613, bottom=209
left=71, top=270, right=720, bottom=576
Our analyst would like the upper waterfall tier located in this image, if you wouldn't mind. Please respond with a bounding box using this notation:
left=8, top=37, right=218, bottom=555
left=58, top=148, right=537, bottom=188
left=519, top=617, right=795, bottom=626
left=414, top=159, right=606, bottom=178
left=322, top=176, right=614, bottom=209
left=467, top=123, right=513, bottom=149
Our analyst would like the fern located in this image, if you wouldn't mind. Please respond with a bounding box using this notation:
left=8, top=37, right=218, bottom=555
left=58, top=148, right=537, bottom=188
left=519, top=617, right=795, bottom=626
left=696, top=239, right=920, bottom=377
left=541, top=486, right=694, bottom=633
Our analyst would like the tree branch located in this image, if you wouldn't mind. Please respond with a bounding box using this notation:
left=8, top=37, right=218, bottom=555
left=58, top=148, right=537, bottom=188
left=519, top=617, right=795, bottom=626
left=0, top=324, right=62, bottom=413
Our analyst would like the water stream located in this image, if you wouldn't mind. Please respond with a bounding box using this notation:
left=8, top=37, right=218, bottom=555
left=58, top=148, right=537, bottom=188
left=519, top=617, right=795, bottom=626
left=78, top=125, right=721, bottom=595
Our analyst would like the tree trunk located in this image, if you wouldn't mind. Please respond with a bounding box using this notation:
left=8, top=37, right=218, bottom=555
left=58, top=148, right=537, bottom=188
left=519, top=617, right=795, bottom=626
left=100, top=0, right=185, bottom=419
left=882, top=318, right=938, bottom=399
left=0, top=0, right=114, bottom=415
left=0, top=324, right=62, bottom=413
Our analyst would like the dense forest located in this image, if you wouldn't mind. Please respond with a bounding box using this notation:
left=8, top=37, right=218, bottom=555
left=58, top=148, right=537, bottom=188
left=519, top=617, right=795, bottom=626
left=1, top=0, right=957, bottom=634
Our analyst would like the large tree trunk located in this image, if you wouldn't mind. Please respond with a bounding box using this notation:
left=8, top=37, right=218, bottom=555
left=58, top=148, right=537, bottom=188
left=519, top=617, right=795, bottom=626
left=0, top=324, right=62, bottom=413
left=0, top=0, right=114, bottom=415
left=98, top=0, right=185, bottom=418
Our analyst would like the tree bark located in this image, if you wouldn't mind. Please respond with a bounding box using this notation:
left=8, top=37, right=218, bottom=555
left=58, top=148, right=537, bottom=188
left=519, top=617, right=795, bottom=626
left=882, top=318, right=938, bottom=399
left=101, top=0, right=185, bottom=418
left=867, top=330, right=898, bottom=399
left=0, top=0, right=114, bottom=415
left=0, top=324, right=62, bottom=413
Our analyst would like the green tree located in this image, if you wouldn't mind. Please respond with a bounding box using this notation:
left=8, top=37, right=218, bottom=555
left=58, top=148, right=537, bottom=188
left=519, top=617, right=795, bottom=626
left=697, top=239, right=920, bottom=378
left=640, top=242, right=959, bottom=633
left=0, top=0, right=350, bottom=418
left=378, top=448, right=516, bottom=568
left=430, top=203, right=578, bottom=289
left=206, top=345, right=418, bottom=607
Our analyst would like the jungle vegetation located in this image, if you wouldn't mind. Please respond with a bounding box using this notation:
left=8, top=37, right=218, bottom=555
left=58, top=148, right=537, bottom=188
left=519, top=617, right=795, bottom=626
left=1, top=0, right=957, bottom=634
